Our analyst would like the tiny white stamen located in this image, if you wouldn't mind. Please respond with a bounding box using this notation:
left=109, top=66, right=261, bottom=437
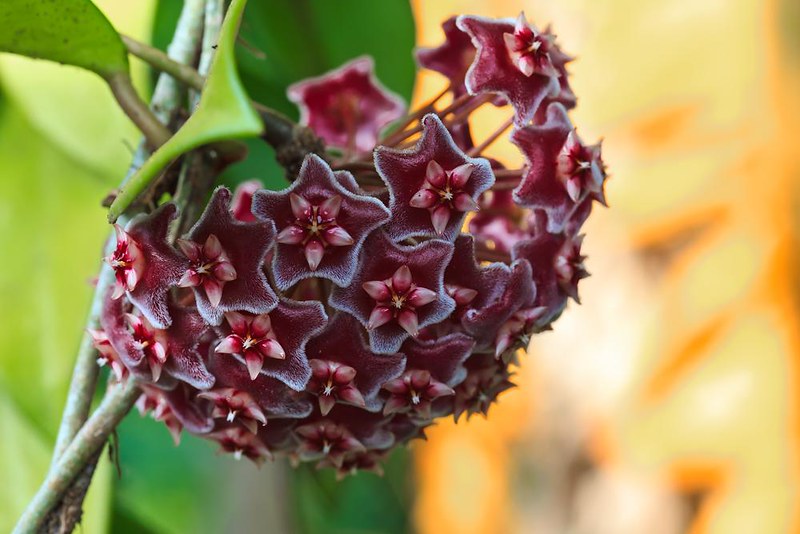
left=322, top=440, right=332, bottom=455
left=227, top=409, right=238, bottom=423
left=411, top=391, right=421, bottom=405
left=233, top=449, right=243, bottom=461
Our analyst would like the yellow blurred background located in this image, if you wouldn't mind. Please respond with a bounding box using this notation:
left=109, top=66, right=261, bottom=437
left=410, top=0, right=800, bottom=533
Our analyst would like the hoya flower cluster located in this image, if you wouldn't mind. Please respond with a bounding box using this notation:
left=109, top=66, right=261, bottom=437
left=94, top=13, right=606, bottom=477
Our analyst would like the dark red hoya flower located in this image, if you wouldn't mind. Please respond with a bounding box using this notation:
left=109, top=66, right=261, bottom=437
left=415, top=16, right=476, bottom=97
left=512, top=222, right=589, bottom=324
left=401, top=333, right=475, bottom=388
left=452, top=355, right=515, bottom=421
left=88, top=328, right=127, bottom=382
left=375, top=114, right=494, bottom=241
left=288, top=56, right=405, bottom=154
left=197, top=388, right=267, bottom=434
left=183, top=187, right=278, bottom=325
left=252, top=154, right=390, bottom=290
left=209, top=425, right=273, bottom=465
left=214, top=299, right=327, bottom=390
left=457, top=14, right=561, bottom=125
left=330, top=232, right=455, bottom=354
left=215, top=311, right=286, bottom=380
left=295, top=420, right=366, bottom=467
left=512, top=103, right=606, bottom=232
left=503, top=13, right=559, bottom=78
left=107, top=203, right=187, bottom=329
left=383, top=369, right=455, bottom=420
left=305, top=313, right=406, bottom=414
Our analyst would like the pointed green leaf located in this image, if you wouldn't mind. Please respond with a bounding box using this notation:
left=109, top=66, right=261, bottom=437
left=108, top=0, right=263, bottom=222
left=0, top=0, right=128, bottom=78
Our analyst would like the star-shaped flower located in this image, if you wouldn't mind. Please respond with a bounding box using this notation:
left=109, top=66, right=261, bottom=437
left=511, top=103, right=606, bottom=232
left=137, top=384, right=214, bottom=444
left=330, top=231, right=455, bottom=354
left=295, top=420, right=366, bottom=467
left=457, top=14, right=561, bottom=125
left=401, top=332, right=475, bottom=387
left=209, top=425, right=273, bottom=465
left=182, top=187, right=278, bottom=325
left=304, top=313, right=406, bottom=414
left=375, top=113, right=494, bottom=241
left=416, top=16, right=476, bottom=97
left=382, top=370, right=455, bottom=420
left=252, top=154, right=390, bottom=290
left=213, top=299, right=327, bottom=390
left=512, top=221, right=589, bottom=324
left=101, top=292, right=214, bottom=388
left=461, top=258, right=537, bottom=353
left=204, top=352, right=315, bottom=431
left=452, top=354, right=515, bottom=421
left=288, top=56, right=405, bottom=154
left=106, top=203, right=188, bottom=329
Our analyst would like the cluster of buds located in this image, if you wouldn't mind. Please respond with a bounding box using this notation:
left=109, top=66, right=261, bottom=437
left=93, top=13, right=606, bottom=478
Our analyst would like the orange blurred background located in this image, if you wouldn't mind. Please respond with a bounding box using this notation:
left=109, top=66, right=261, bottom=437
left=410, top=0, right=800, bottom=533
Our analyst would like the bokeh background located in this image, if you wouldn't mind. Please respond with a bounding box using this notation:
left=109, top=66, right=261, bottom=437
left=2, top=0, right=799, bottom=532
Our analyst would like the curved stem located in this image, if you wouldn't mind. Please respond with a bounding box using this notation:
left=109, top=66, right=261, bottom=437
left=122, top=34, right=205, bottom=92
left=13, top=379, right=141, bottom=534
left=50, top=262, right=115, bottom=465
left=107, top=72, right=172, bottom=148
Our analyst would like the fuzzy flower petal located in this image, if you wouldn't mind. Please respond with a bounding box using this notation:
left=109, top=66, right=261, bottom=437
left=252, top=154, right=390, bottom=290
left=112, top=203, right=188, bottom=329
left=511, top=103, right=606, bottom=232
left=401, top=332, right=475, bottom=387
left=375, top=114, right=494, bottom=241
left=415, top=16, right=476, bottom=97
left=214, top=299, right=327, bottom=391
left=329, top=231, right=455, bottom=354
left=305, top=313, right=406, bottom=413
left=457, top=14, right=561, bottom=125
left=288, top=56, right=405, bottom=154
left=184, top=187, right=278, bottom=325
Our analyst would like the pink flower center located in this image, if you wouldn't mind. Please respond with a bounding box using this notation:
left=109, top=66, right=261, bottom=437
left=106, top=225, right=145, bottom=299
left=503, top=14, right=556, bottom=78
left=177, top=234, right=237, bottom=308
left=215, top=312, right=286, bottom=380
left=277, top=193, right=354, bottom=271
left=410, top=160, right=478, bottom=235
left=126, top=313, right=168, bottom=381
left=362, top=265, right=438, bottom=336
left=556, top=131, right=598, bottom=202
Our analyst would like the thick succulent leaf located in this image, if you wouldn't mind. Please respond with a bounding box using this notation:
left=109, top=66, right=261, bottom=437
left=0, top=0, right=128, bottom=77
left=108, top=0, right=262, bottom=222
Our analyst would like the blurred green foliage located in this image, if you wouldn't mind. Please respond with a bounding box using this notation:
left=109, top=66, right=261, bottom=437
left=0, top=0, right=416, bottom=532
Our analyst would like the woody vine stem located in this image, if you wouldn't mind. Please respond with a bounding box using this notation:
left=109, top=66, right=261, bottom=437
left=13, top=1, right=309, bottom=532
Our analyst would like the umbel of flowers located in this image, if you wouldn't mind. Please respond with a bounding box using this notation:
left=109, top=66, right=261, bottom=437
left=96, top=13, right=606, bottom=478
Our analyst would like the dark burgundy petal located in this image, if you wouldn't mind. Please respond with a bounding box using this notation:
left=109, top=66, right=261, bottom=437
left=252, top=154, right=391, bottom=290
left=445, top=235, right=517, bottom=323
left=123, top=203, right=188, bottom=329
left=329, top=231, right=455, bottom=354
left=185, top=187, right=278, bottom=325
left=462, top=258, right=536, bottom=351
left=160, top=384, right=214, bottom=434
left=206, top=351, right=314, bottom=419
left=214, top=298, right=327, bottom=391
left=375, top=114, right=494, bottom=242
left=288, top=56, right=405, bottom=154
left=305, top=313, right=406, bottom=412
left=401, top=333, right=474, bottom=387
left=415, top=16, right=476, bottom=97
left=326, top=406, right=395, bottom=451
left=457, top=14, right=560, bottom=125
left=512, top=219, right=587, bottom=324
left=512, top=103, right=605, bottom=233
left=162, top=306, right=215, bottom=389
left=468, top=189, right=528, bottom=253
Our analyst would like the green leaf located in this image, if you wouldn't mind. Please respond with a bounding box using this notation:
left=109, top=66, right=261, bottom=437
left=108, top=0, right=262, bottom=222
left=0, top=0, right=128, bottom=78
